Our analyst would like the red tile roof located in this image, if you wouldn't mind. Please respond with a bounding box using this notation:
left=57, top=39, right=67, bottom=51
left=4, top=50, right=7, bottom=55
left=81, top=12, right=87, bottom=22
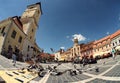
left=94, top=35, right=111, bottom=44
left=12, top=16, right=23, bottom=30
left=110, top=29, right=120, bottom=39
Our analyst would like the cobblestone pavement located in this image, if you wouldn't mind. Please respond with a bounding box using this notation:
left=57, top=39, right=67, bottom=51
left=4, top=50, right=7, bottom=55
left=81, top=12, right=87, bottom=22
left=38, top=55, right=120, bottom=83
left=1, top=55, right=120, bottom=83
left=0, top=55, right=29, bottom=69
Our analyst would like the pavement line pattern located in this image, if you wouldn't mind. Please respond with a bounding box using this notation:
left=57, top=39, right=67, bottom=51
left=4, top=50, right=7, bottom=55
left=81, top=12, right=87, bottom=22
left=78, top=60, right=120, bottom=83
left=29, top=80, right=38, bottom=83
left=61, top=57, right=120, bottom=83
left=39, top=71, right=50, bottom=83
left=0, top=65, right=4, bottom=68
left=61, top=63, right=72, bottom=69
left=99, top=61, right=119, bottom=76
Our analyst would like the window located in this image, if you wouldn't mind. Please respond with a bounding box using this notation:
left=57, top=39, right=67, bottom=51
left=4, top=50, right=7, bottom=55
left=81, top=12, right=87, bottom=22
left=3, top=32, right=5, bottom=36
left=11, top=30, right=17, bottom=39
left=119, top=40, right=120, bottom=43
left=1, top=27, right=5, bottom=33
left=98, top=49, right=99, bottom=51
left=28, top=45, right=30, bottom=51
left=30, top=36, right=32, bottom=39
left=113, top=43, right=115, bottom=46
left=94, top=49, right=96, bottom=52
left=18, top=36, right=22, bottom=43
left=32, top=29, right=34, bottom=32
left=106, top=45, right=108, bottom=48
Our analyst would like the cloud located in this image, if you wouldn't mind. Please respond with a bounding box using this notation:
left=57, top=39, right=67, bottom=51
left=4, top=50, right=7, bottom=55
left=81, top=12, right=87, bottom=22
left=66, top=36, right=70, bottom=38
left=106, top=32, right=109, bottom=35
left=72, top=34, right=86, bottom=42
left=60, top=46, right=65, bottom=49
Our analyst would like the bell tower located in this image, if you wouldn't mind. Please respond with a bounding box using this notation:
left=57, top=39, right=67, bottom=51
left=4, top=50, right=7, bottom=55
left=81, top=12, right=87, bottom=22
left=21, top=2, right=42, bottom=42
left=74, top=38, right=78, bottom=46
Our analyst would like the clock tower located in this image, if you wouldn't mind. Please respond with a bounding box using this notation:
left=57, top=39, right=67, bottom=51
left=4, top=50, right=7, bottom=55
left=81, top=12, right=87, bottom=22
left=21, top=2, right=42, bottom=42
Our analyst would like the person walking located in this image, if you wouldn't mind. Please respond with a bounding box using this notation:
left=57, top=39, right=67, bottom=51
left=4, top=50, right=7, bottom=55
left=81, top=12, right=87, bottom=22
left=12, top=52, right=17, bottom=66
left=111, top=47, right=115, bottom=60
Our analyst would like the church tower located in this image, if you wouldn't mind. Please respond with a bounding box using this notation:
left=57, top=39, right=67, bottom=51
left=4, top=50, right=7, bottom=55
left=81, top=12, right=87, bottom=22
left=21, top=2, right=42, bottom=42
left=74, top=38, right=78, bottom=46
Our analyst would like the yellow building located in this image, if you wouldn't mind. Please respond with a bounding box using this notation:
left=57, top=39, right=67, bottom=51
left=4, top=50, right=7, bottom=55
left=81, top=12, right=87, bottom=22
left=57, top=48, right=72, bottom=61
left=0, top=2, right=42, bottom=60
left=54, top=50, right=62, bottom=61
left=62, top=48, right=72, bottom=61
left=0, top=16, right=26, bottom=59
left=71, top=39, right=81, bottom=59
left=93, top=35, right=111, bottom=58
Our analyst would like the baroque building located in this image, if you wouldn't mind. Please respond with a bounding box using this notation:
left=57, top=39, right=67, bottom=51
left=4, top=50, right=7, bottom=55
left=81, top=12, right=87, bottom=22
left=81, top=41, right=94, bottom=58
left=60, top=30, right=120, bottom=61
left=93, top=35, right=111, bottom=58
left=71, top=38, right=81, bottom=58
left=110, top=30, right=120, bottom=48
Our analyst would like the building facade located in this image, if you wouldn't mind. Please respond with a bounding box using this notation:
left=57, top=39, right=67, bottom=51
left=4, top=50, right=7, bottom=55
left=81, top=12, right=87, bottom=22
left=0, top=2, right=42, bottom=61
left=81, top=41, right=94, bottom=59
left=62, top=30, right=120, bottom=60
left=21, top=2, right=42, bottom=58
left=0, top=17, right=26, bottom=59
left=71, top=39, right=81, bottom=58
left=54, top=50, right=61, bottom=61
left=93, top=35, right=111, bottom=58
left=110, top=30, right=120, bottom=49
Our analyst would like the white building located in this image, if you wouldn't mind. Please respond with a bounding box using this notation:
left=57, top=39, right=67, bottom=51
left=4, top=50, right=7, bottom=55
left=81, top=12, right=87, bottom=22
left=111, top=30, right=120, bottom=48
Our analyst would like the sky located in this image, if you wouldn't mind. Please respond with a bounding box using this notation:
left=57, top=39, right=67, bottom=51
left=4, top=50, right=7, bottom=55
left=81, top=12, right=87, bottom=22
left=0, top=0, right=120, bottom=53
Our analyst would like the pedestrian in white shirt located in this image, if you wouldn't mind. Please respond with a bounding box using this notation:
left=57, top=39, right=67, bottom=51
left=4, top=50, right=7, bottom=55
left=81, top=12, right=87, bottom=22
left=12, top=52, right=16, bottom=66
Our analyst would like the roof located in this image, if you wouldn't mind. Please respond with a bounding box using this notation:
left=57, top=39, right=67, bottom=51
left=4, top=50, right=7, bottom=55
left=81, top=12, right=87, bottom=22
left=27, top=2, right=43, bottom=15
left=12, top=16, right=23, bottom=30
left=39, top=53, right=54, bottom=57
left=0, top=16, right=26, bottom=36
left=94, top=35, right=111, bottom=44
left=0, top=17, right=11, bottom=24
left=110, top=29, right=120, bottom=39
